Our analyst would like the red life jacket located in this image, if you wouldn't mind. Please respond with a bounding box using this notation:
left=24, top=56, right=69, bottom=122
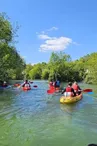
left=66, top=87, right=72, bottom=92
left=72, top=84, right=78, bottom=91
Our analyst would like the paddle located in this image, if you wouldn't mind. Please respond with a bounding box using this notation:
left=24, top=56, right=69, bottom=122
left=18, top=85, right=38, bottom=89
left=47, top=88, right=93, bottom=95
left=82, top=89, right=92, bottom=92
left=82, top=89, right=93, bottom=94
left=30, top=81, right=33, bottom=84
left=33, top=85, right=38, bottom=88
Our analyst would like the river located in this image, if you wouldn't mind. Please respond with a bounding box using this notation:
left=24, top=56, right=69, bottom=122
left=0, top=81, right=97, bottom=146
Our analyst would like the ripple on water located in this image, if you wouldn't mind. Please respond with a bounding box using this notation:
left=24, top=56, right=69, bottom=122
left=0, top=82, right=97, bottom=146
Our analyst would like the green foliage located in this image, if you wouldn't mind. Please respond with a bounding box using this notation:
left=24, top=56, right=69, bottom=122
left=84, top=53, right=97, bottom=84
left=24, top=62, right=48, bottom=80
left=0, top=13, right=12, bottom=43
left=41, top=69, right=49, bottom=80
left=49, top=51, right=71, bottom=63
left=24, top=51, right=97, bottom=85
left=24, top=64, right=33, bottom=79
left=48, top=52, right=72, bottom=81
left=29, top=65, right=42, bottom=79
left=0, top=13, right=25, bottom=81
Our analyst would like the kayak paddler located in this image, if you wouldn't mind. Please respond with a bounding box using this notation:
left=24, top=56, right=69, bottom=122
left=62, top=82, right=76, bottom=97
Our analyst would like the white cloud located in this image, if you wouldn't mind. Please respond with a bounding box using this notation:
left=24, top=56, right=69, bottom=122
left=38, top=34, right=51, bottom=40
left=37, top=27, right=58, bottom=40
left=39, top=36, right=72, bottom=51
left=37, top=27, right=58, bottom=36
left=37, top=27, right=78, bottom=52
left=47, top=27, right=58, bottom=31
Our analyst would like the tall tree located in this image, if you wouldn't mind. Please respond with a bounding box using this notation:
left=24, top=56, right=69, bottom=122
left=0, top=13, right=25, bottom=81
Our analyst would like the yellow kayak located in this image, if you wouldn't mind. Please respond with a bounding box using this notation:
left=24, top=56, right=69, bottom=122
left=60, top=93, right=83, bottom=104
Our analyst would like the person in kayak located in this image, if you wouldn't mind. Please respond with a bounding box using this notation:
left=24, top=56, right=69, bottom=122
left=22, top=80, right=31, bottom=87
left=72, top=81, right=82, bottom=95
left=55, top=79, right=60, bottom=88
left=3, top=81, right=8, bottom=87
left=49, top=80, right=53, bottom=87
left=62, top=82, right=76, bottom=97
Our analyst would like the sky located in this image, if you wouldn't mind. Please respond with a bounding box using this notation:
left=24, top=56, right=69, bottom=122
left=0, top=0, right=97, bottom=64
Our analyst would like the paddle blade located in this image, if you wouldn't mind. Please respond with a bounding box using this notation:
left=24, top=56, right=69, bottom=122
left=47, top=89, right=55, bottom=94
left=30, top=81, right=33, bottom=84
left=33, top=85, right=37, bottom=88
left=83, top=89, right=92, bottom=92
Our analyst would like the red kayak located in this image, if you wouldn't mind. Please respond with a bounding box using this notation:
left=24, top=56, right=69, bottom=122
left=49, top=85, right=54, bottom=89
left=55, top=87, right=60, bottom=92
left=22, top=87, right=31, bottom=91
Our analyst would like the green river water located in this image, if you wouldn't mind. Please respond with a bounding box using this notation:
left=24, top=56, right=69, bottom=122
left=0, top=81, right=97, bottom=146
